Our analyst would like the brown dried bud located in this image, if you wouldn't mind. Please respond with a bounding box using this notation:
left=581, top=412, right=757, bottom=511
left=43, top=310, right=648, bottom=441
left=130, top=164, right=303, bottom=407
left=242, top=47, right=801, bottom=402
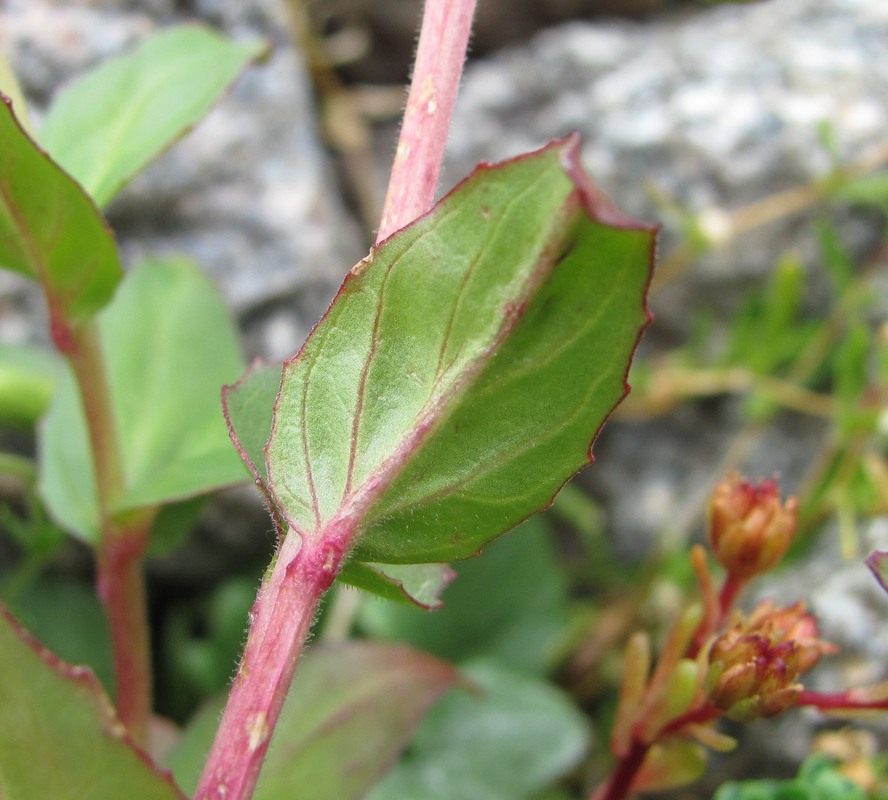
left=705, top=600, right=836, bottom=721
left=708, top=472, right=798, bottom=579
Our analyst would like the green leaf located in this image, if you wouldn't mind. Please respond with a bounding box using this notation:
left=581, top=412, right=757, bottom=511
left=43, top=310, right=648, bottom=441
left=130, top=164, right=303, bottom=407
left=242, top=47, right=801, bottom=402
left=233, top=135, right=653, bottom=564
left=338, top=561, right=456, bottom=609
left=834, top=170, right=888, bottom=214
left=0, top=343, right=58, bottom=426
left=221, top=358, right=281, bottom=498
left=0, top=604, right=185, bottom=800
left=1, top=574, right=114, bottom=693
left=39, top=258, right=247, bottom=541
left=222, top=361, right=458, bottom=607
left=40, top=25, right=267, bottom=208
left=357, top=516, right=569, bottom=674
left=365, top=660, right=590, bottom=800
left=166, top=641, right=458, bottom=798
left=0, top=96, right=123, bottom=326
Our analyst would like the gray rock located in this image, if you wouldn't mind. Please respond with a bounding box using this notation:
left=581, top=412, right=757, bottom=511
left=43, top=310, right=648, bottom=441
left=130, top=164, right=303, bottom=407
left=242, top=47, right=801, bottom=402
left=444, top=0, right=888, bottom=336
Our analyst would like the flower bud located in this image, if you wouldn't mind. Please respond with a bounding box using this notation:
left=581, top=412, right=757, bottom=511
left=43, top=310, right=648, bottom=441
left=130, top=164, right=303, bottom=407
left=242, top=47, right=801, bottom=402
left=704, top=600, right=836, bottom=722
left=708, top=472, right=798, bottom=579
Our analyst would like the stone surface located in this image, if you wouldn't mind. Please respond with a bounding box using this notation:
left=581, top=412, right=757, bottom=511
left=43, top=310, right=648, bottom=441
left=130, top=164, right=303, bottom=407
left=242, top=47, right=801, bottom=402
left=444, top=0, right=888, bottom=336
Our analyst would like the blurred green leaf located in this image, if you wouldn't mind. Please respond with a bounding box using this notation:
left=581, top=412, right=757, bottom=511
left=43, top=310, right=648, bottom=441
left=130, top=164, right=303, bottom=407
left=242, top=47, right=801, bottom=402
left=817, top=220, right=856, bottom=293
left=0, top=604, right=185, bottom=800
left=713, top=754, right=866, bottom=800
left=0, top=97, right=122, bottom=325
left=833, top=321, right=875, bottom=435
left=835, top=170, right=888, bottom=214
left=40, top=25, right=266, bottom=208
left=365, top=660, right=590, bottom=800
left=39, top=258, right=247, bottom=542
left=0, top=343, right=58, bottom=426
left=167, top=642, right=458, bottom=799
left=357, top=517, right=570, bottom=674
left=1, top=575, right=114, bottom=692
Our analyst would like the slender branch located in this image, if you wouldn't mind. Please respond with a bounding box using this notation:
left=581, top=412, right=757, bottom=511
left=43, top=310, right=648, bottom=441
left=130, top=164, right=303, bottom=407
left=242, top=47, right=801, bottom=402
left=66, top=324, right=124, bottom=511
left=96, top=513, right=155, bottom=746
left=194, top=530, right=345, bottom=800
left=798, top=690, right=888, bottom=712
left=376, top=0, right=478, bottom=242
left=67, top=322, right=153, bottom=746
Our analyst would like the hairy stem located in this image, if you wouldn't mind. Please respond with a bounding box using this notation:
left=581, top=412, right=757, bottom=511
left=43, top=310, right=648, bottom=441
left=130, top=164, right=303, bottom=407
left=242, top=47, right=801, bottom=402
left=194, top=530, right=344, bottom=800
left=67, top=323, right=153, bottom=747
left=197, top=4, right=479, bottom=797
left=376, top=0, right=477, bottom=242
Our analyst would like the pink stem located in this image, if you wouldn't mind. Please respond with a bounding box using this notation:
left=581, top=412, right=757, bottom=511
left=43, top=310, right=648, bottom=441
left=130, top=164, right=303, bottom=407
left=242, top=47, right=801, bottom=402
left=375, top=0, right=478, bottom=243
left=197, top=5, right=479, bottom=797
left=193, top=529, right=347, bottom=800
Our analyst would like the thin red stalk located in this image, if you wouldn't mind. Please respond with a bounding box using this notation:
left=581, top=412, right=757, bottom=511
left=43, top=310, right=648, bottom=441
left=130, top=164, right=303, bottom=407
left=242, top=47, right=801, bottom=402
left=798, top=690, right=888, bottom=712
left=591, top=704, right=721, bottom=800
left=718, top=574, right=746, bottom=620
left=375, top=0, right=478, bottom=242
left=67, top=323, right=153, bottom=747
left=96, top=516, right=154, bottom=746
left=591, top=738, right=650, bottom=800
left=194, top=529, right=346, bottom=800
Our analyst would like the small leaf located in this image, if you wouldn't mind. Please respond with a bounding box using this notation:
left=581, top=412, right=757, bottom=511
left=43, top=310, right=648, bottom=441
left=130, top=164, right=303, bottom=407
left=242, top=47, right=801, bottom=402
left=0, top=604, right=185, bottom=800
left=0, top=343, right=58, bottom=426
left=221, top=358, right=282, bottom=496
left=338, top=561, right=456, bottom=609
left=39, top=258, right=247, bottom=541
left=366, top=660, right=590, bottom=800
left=634, top=738, right=708, bottom=793
left=166, top=641, right=458, bottom=798
left=40, top=25, right=267, bottom=208
left=239, top=135, right=654, bottom=564
left=0, top=96, right=122, bottom=326
left=357, top=516, right=570, bottom=673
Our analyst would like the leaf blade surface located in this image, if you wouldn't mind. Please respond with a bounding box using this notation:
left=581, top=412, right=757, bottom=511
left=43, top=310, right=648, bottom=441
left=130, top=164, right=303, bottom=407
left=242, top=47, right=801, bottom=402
left=0, top=96, right=122, bottom=326
left=260, top=136, right=654, bottom=563
left=40, top=26, right=266, bottom=207
left=0, top=604, right=185, bottom=800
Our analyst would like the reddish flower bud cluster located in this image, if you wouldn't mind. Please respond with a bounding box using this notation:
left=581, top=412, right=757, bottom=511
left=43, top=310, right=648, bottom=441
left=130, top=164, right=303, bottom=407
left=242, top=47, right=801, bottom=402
left=708, top=472, right=798, bottom=580
left=704, top=600, right=836, bottom=721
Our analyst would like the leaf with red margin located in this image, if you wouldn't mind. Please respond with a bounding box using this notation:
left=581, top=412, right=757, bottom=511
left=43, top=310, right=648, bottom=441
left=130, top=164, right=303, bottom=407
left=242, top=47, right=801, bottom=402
left=223, top=359, right=456, bottom=608
left=0, top=603, right=185, bottom=800
left=0, top=95, right=122, bottom=329
left=247, top=134, right=655, bottom=565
